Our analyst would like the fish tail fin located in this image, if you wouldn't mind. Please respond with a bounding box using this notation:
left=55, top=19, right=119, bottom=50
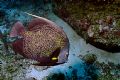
left=10, top=21, right=25, bottom=37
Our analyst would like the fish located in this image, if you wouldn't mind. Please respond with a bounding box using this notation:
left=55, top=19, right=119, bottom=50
left=9, top=17, right=69, bottom=66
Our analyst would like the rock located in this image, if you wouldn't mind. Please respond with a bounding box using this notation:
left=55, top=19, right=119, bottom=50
left=0, top=10, right=6, bottom=25
left=68, top=66, right=72, bottom=69
left=82, top=54, right=97, bottom=64
left=79, top=19, right=91, bottom=31
left=43, top=72, right=65, bottom=80
left=25, top=77, right=36, bottom=80
left=87, top=27, right=94, bottom=37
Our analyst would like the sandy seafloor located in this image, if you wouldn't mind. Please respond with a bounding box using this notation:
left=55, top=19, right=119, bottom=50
left=0, top=1, right=120, bottom=80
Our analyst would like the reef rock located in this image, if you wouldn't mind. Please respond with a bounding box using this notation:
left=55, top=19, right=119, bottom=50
left=82, top=54, right=97, bottom=64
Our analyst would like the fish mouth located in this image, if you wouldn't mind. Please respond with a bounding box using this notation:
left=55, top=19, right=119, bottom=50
left=60, top=52, right=69, bottom=63
left=57, top=39, right=69, bottom=64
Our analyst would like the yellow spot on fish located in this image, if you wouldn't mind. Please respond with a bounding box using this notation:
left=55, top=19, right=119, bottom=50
left=52, top=57, right=58, bottom=60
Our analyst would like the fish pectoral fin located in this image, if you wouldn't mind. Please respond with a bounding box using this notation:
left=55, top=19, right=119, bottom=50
left=50, top=47, right=61, bottom=60
left=32, top=47, right=61, bottom=66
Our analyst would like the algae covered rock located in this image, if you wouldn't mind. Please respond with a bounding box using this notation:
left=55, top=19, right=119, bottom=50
left=0, top=10, right=6, bottom=25
left=82, top=54, right=97, bottom=64
left=43, top=72, right=65, bottom=80
left=53, top=0, right=120, bottom=52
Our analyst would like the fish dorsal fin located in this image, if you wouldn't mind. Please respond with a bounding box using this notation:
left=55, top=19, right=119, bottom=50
left=10, top=21, right=25, bottom=37
left=27, top=18, right=49, bottom=31
left=50, top=47, right=61, bottom=61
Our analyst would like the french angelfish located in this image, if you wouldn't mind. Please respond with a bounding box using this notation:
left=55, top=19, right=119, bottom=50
left=10, top=17, right=69, bottom=66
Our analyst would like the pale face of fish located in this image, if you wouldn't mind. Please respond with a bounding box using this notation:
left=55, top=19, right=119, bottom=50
left=57, top=41, right=69, bottom=64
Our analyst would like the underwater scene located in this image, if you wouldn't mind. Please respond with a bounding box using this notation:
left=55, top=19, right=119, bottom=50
left=0, top=0, right=120, bottom=80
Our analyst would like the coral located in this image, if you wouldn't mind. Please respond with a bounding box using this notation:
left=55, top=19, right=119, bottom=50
left=82, top=54, right=97, bottom=64
left=44, top=73, right=65, bottom=80
left=71, top=69, right=78, bottom=80
left=0, top=47, right=35, bottom=80
left=53, top=0, right=120, bottom=52
left=6, top=64, right=18, bottom=73
left=0, top=10, right=6, bottom=25
left=84, top=0, right=115, bottom=5
left=25, top=77, right=37, bottom=80
left=94, top=62, right=120, bottom=80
